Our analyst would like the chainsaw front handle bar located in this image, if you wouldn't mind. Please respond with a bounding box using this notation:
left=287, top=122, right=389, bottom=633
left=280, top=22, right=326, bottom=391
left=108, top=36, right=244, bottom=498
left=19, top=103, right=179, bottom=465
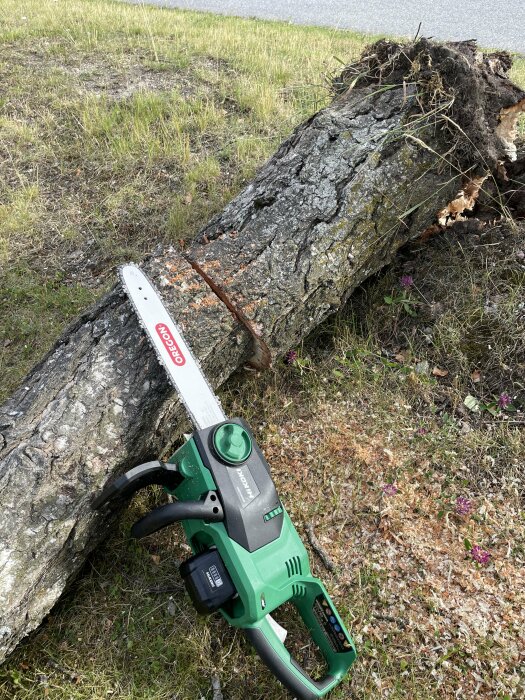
left=91, top=461, right=182, bottom=510
left=92, top=463, right=224, bottom=534
left=131, top=491, right=224, bottom=538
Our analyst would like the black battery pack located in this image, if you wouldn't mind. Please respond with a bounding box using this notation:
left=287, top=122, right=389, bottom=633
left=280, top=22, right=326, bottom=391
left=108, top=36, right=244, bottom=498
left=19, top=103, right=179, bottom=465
left=180, top=548, right=236, bottom=614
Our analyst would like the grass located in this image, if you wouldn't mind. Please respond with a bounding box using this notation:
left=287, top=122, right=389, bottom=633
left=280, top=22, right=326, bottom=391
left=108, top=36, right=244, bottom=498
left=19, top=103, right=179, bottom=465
left=0, top=1, right=524, bottom=699
left=0, top=0, right=377, bottom=399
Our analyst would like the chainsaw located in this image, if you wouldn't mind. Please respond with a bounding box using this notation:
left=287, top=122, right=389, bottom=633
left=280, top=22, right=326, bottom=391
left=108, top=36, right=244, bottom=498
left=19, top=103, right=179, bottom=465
left=92, top=264, right=356, bottom=699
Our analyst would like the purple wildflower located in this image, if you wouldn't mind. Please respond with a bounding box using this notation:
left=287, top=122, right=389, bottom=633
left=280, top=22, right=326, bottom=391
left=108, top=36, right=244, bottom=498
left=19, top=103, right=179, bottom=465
left=400, top=275, right=414, bottom=290
left=455, top=496, right=473, bottom=517
left=498, top=392, right=511, bottom=409
left=382, top=483, right=398, bottom=496
left=416, top=427, right=428, bottom=436
left=284, top=350, right=298, bottom=365
left=470, top=545, right=491, bottom=565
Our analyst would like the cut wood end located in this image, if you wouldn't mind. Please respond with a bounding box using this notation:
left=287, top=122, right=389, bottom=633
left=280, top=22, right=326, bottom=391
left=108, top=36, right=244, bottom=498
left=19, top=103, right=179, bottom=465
left=437, top=175, right=488, bottom=226
left=248, top=338, right=272, bottom=371
left=184, top=255, right=272, bottom=370
left=496, top=98, right=525, bottom=162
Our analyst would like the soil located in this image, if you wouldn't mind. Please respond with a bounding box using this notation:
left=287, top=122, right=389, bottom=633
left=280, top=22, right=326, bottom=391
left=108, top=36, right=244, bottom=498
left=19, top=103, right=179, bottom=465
left=333, top=39, right=525, bottom=171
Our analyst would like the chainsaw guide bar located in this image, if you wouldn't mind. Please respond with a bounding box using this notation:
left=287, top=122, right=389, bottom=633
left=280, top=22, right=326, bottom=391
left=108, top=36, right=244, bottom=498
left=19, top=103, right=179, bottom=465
left=119, top=263, right=226, bottom=430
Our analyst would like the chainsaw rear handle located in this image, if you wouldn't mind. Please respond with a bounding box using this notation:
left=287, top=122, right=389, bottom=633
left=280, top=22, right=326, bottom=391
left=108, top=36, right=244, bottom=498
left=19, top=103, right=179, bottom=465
left=245, top=619, right=332, bottom=700
left=244, top=580, right=355, bottom=700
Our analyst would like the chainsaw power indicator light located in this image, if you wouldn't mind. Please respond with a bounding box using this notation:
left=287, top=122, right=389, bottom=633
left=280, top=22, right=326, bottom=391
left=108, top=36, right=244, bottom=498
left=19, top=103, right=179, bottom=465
left=313, top=595, right=354, bottom=655
left=263, top=504, right=283, bottom=521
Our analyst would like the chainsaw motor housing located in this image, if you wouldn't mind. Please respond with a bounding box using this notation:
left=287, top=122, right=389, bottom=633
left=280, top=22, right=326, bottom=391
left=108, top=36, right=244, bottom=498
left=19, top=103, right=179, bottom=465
left=192, top=418, right=284, bottom=552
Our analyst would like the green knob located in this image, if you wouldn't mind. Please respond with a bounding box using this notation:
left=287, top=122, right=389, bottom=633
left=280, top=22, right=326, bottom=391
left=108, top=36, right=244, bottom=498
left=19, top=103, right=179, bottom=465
left=213, top=423, right=252, bottom=464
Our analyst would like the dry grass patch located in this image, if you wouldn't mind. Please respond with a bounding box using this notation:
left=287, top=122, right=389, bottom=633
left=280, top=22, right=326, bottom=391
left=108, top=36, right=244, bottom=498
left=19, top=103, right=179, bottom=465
left=262, top=401, right=524, bottom=698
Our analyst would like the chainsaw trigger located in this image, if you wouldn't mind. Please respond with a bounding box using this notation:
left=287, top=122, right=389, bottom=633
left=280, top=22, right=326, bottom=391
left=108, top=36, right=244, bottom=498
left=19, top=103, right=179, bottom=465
left=91, top=460, right=183, bottom=511
left=130, top=491, right=224, bottom=539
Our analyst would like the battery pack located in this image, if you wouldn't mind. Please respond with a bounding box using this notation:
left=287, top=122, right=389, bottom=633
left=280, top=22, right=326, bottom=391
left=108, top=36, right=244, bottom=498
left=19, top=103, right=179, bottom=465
left=180, top=548, right=237, bottom=614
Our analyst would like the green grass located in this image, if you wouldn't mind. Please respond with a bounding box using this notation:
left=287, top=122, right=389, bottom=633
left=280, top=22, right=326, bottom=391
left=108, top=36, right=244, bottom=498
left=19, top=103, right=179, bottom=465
left=0, top=1, right=524, bottom=699
left=0, top=0, right=377, bottom=399
left=0, top=0, right=523, bottom=397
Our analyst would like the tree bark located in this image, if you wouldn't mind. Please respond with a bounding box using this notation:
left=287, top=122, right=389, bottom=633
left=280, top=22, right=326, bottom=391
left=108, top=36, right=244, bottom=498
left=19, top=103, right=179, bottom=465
left=0, top=39, right=523, bottom=662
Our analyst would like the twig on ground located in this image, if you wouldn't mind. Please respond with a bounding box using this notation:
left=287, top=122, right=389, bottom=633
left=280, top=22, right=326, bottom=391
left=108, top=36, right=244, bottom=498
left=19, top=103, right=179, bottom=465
left=211, top=673, right=223, bottom=700
left=372, top=613, right=407, bottom=629
left=305, top=523, right=336, bottom=573
left=46, top=658, right=79, bottom=681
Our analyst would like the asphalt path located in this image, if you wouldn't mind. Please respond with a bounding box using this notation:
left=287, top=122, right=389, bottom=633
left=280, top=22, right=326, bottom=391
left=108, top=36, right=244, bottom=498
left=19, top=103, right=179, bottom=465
left=132, top=0, right=523, bottom=54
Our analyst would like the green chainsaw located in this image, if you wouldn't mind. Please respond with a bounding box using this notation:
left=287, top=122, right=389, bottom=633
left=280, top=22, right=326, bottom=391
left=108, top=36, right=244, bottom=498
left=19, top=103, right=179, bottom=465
left=92, top=264, right=356, bottom=699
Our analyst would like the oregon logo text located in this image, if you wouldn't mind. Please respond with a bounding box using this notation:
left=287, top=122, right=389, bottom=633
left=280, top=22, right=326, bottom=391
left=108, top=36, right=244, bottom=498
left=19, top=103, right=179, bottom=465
left=155, top=324, right=186, bottom=366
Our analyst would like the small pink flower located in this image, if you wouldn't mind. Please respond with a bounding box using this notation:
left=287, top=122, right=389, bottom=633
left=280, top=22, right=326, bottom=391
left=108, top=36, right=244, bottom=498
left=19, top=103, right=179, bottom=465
left=382, top=483, right=398, bottom=496
left=400, top=275, right=414, bottom=290
left=284, top=350, right=297, bottom=365
left=455, top=496, right=473, bottom=516
left=498, top=392, right=511, bottom=409
left=416, top=427, right=428, bottom=436
left=471, top=545, right=491, bottom=565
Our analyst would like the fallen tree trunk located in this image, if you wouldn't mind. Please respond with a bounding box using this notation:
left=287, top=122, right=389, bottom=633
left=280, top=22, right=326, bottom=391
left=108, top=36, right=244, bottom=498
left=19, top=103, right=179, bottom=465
left=0, top=39, right=523, bottom=662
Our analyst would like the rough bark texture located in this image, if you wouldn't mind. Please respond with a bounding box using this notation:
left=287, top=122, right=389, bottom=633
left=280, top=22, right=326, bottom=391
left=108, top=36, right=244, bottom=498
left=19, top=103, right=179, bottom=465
left=0, top=39, right=523, bottom=662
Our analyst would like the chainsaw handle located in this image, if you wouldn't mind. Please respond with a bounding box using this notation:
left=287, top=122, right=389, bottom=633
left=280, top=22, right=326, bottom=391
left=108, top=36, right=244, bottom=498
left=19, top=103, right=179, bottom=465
left=244, top=581, right=355, bottom=700
left=91, top=461, right=183, bottom=510
left=130, top=491, right=224, bottom=538
left=245, top=617, right=332, bottom=700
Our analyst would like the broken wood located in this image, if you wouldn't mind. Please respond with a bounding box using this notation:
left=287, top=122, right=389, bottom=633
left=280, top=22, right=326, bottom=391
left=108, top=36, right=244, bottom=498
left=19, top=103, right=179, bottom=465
left=0, top=38, right=523, bottom=662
